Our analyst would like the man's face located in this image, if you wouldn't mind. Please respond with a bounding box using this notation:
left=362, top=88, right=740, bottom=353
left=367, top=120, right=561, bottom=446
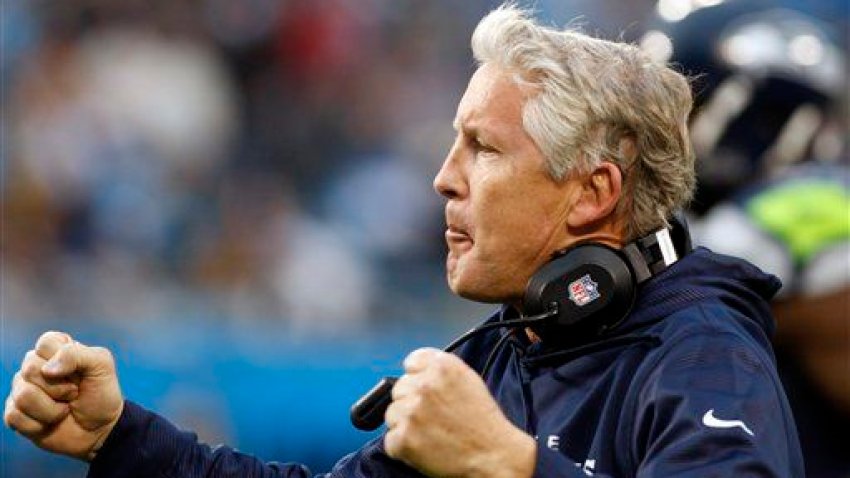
left=434, top=64, right=580, bottom=304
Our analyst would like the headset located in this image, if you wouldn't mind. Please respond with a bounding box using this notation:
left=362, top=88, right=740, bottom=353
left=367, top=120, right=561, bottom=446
left=524, top=212, right=692, bottom=345
left=350, top=213, right=692, bottom=431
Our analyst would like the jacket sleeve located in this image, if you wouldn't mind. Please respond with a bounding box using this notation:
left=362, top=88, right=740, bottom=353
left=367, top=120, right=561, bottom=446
left=87, top=400, right=313, bottom=478
left=627, top=324, right=804, bottom=477
left=87, top=401, right=434, bottom=478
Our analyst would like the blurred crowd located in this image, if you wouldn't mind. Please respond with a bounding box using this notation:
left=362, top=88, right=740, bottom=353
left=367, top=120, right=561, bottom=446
left=1, top=0, right=848, bottom=476
left=3, top=0, right=500, bottom=333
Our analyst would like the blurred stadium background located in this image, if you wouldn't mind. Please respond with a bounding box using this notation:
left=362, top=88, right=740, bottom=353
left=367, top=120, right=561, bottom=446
left=1, top=0, right=846, bottom=477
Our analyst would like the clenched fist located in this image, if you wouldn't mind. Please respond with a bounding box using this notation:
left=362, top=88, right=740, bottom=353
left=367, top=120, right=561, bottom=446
left=384, top=348, right=535, bottom=478
left=4, top=331, right=124, bottom=461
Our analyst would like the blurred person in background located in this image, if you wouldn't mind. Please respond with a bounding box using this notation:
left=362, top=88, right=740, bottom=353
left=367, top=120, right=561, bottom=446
left=6, top=4, right=806, bottom=477
left=640, top=0, right=848, bottom=476
left=2, top=0, right=381, bottom=329
left=639, top=0, right=846, bottom=216
left=700, top=165, right=849, bottom=478
left=5, top=10, right=239, bottom=320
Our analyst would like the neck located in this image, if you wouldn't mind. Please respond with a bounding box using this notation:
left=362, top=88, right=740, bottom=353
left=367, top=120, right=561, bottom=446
left=566, top=213, right=628, bottom=249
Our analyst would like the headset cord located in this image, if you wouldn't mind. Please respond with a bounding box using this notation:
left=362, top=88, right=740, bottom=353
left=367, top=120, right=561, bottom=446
left=480, top=328, right=515, bottom=380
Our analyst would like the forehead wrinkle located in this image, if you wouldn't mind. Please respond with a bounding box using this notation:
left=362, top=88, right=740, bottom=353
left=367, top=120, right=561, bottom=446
left=455, top=64, right=534, bottom=146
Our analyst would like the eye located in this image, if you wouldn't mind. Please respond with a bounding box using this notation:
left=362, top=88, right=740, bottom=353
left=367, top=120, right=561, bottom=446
left=472, top=137, right=497, bottom=154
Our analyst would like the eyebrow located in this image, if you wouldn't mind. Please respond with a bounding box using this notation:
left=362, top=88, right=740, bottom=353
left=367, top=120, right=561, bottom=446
left=453, top=122, right=501, bottom=152
left=452, top=117, right=482, bottom=138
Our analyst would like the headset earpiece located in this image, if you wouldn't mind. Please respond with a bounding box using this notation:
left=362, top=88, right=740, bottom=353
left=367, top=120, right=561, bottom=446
left=522, top=219, right=689, bottom=344
left=524, top=244, right=636, bottom=342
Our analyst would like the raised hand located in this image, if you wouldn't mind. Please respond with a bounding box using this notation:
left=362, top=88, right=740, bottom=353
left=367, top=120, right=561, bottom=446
left=4, top=331, right=124, bottom=461
left=384, top=348, right=535, bottom=478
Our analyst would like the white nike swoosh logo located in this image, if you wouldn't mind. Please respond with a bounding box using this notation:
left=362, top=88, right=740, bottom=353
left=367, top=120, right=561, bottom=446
left=702, top=409, right=754, bottom=436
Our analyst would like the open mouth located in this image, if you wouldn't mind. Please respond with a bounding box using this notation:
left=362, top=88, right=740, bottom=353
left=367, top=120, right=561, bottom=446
left=446, top=226, right=473, bottom=246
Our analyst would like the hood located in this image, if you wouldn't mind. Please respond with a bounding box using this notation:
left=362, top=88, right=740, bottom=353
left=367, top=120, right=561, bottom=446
left=620, top=246, right=781, bottom=338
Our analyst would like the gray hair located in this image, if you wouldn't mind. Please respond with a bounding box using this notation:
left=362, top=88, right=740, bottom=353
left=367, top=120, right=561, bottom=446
left=471, top=4, right=696, bottom=240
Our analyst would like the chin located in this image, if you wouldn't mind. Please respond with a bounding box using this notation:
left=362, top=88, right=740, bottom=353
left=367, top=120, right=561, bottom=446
left=456, top=288, right=505, bottom=304
left=447, top=274, right=521, bottom=304
left=446, top=253, right=526, bottom=303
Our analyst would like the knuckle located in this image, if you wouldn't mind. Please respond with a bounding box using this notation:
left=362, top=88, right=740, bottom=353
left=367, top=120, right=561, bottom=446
left=431, top=354, right=452, bottom=372
left=384, top=429, right=402, bottom=456
left=92, top=346, right=117, bottom=373
left=391, top=400, right=418, bottom=426
left=37, top=331, right=70, bottom=349
left=3, top=407, right=17, bottom=428
left=403, top=352, right=421, bottom=370
left=402, top=395, right=419, bottom=415
left=415, top=379, right=434, bottom=397
left=404, top=348, right=436, bottom=369
left=409, top=397, right=427, bottom=422
left=408, top=400, right=433, bottom=425
left=391, top=375, right=406, bottom=396
left=434, top=351, right=457, bottom=369
left=43, top=330, right=71, bottom=342
left=394, top=425, right=418, bottom=456
left=437, top=356, right=464, bottom=379
left=57, top=383, right=79, bottom=400
left=21, top=357, right=41, bottom=381
left=392, top=409, right=409, bottom=429
left=391, top=422, right=409, bottom=446
left=92, top=346, right=114, bottom=363
left=11, top=383, right=36, bottom=406
left=54, top=343, right=76, bottom=362
left=23, top=350, right=38, bottom=364
left=36, top=331, right=54, bottom=344
left=383, top=403, right=397, bottom=426
left=4, top=406, right=30, bottom=432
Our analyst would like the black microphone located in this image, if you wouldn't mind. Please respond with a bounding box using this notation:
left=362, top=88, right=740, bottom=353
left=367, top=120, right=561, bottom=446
left=350, top=307, right=558, bottom=431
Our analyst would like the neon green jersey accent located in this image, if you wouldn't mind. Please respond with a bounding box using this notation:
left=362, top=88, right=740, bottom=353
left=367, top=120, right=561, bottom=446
left=746, top=180, right=850, bottom=264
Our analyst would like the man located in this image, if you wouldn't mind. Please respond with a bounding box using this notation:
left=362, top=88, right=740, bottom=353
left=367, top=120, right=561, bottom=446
left=5, top=5, right=803, bottom=477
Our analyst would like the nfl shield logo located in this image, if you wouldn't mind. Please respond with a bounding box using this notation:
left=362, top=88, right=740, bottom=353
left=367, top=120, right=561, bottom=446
left=568, top=274, right=600, bottom=307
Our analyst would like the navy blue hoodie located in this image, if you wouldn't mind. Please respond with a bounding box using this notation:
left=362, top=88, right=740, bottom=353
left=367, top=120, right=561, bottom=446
left=87, top=248, right=804, bottom=477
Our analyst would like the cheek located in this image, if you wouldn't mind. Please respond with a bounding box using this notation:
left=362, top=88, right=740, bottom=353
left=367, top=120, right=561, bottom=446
left=450, top=165, right=567, bottom=301
left=452, top=208, right=544, bottom=298
left=481, top=195, right=568, bottom=262
left=475, top=191, right=551, bottom=258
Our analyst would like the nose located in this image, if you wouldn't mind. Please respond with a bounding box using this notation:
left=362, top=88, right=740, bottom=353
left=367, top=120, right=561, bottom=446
left=433, top=141, right=467, bottom=200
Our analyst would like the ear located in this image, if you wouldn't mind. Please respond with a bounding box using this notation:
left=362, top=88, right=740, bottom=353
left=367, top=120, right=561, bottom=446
left=566, top=161, right=622, bottom=229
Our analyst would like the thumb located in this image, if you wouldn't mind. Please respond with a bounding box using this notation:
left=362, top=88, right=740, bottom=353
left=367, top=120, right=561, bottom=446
left=42, top=342, right=112, bottom=379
